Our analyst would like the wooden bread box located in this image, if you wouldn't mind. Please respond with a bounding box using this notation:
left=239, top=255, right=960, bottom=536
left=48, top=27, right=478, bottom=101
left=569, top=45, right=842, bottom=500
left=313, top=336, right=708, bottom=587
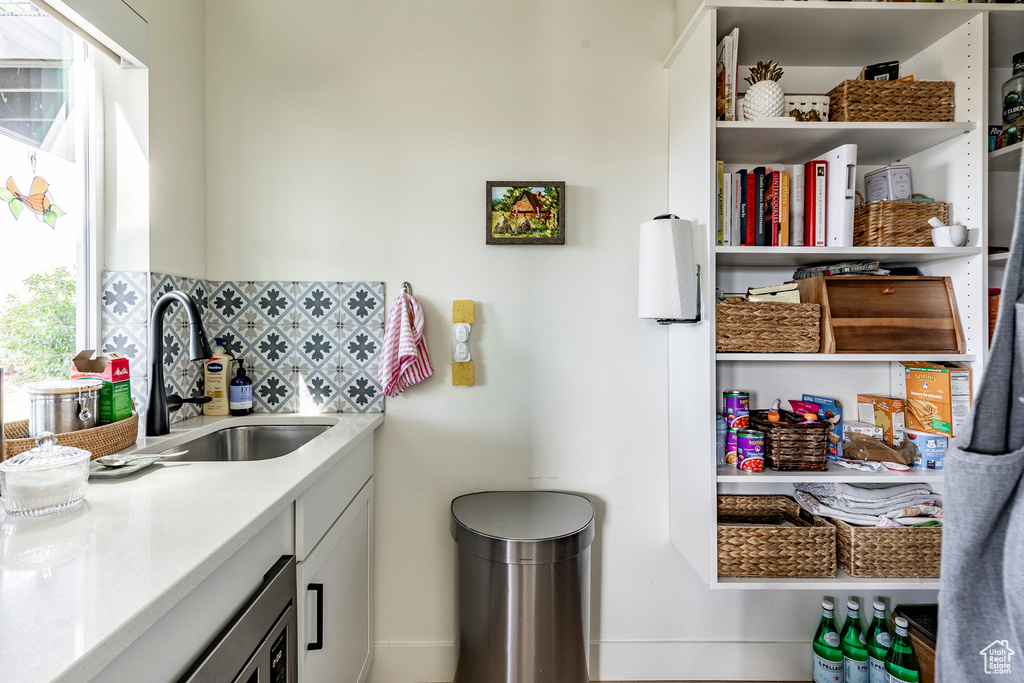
left=796, top=276, right=964, bottom=354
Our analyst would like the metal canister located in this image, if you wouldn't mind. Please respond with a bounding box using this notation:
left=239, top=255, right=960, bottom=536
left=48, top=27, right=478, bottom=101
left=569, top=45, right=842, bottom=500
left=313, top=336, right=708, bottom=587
left=725, top=428, right=740, bottom=466
left=27, top=379, right=103, bottom=437
left=723, top=391, right=750, bottom=429
left=737, top=429, right=765, bottom=472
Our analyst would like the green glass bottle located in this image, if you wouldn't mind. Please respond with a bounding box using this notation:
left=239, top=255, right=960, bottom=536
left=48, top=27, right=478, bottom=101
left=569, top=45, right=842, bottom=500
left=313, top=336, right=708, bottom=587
left=866, top=600, right=891, bottom=683
left=813, top=599, right=845, bottom=683
left=884, top=616, right=920, bottom=683
left=841, top=599, right=869, bottom=683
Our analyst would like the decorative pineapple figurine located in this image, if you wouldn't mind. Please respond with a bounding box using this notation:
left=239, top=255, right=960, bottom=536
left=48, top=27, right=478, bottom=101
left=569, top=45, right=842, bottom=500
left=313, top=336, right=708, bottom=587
left=743, top=60, right=785, bottom=120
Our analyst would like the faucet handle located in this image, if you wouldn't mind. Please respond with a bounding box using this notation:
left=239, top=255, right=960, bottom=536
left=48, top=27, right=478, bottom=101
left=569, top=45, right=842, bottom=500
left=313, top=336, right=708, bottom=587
left=166, top=394, right=213, bottom=412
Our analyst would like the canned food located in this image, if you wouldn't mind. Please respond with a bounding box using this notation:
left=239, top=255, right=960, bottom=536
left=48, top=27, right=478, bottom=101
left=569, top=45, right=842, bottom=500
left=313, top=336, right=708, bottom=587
left=723, top=391, right=750, bottom=429
left=725, top=428, right=740, bottom=466
left=737, top=429, right=765, bottom=472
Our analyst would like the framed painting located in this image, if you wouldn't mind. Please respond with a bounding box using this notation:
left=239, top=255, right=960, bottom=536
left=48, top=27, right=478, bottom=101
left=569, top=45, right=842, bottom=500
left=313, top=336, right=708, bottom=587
left=486, top=181, right=565, bottom=245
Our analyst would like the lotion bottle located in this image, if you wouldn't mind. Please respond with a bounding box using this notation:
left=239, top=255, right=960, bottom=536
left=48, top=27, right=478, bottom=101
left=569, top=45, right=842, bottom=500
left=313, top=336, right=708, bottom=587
left=203, top=338, right=232, bottom=416
left=230, top=358, right=254, bottom=416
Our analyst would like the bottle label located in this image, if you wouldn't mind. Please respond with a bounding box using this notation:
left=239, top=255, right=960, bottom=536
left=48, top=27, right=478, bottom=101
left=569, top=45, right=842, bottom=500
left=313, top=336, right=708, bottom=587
left=889, top=674, right=915, bottom=683
left=1005, top=92, right=1024, bottom=126
left=869, top=656, right=887, bottom=683
left=894, top=624, right=908, bottom=637
left=230, top=385, right=253, bottom=409
left=845, top=657, right=869, bottom=683
left=824, top=631, right=841, bottom=647
left=814, top=654, right=844, bottom=683
left=876, top=632, right=891, bottom=648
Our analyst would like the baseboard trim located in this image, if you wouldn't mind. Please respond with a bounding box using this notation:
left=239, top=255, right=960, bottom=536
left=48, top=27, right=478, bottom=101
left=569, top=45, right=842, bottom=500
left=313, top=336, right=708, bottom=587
left=367, top=640, right=810, bottom=682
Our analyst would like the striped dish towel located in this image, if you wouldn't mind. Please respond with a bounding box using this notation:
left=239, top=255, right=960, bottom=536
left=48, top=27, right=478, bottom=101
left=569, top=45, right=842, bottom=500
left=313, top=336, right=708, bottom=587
left=377, top=291, right=433, bottom=397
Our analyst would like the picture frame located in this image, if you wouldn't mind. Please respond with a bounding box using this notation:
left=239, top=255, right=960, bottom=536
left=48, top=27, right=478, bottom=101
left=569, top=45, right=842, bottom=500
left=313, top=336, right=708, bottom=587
left=486, top=181, right=565, bottom=245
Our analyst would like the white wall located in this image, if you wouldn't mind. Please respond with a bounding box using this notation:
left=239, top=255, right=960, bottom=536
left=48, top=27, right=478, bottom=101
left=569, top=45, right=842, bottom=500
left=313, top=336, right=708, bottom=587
left=202, top=2, right=928, bottom=681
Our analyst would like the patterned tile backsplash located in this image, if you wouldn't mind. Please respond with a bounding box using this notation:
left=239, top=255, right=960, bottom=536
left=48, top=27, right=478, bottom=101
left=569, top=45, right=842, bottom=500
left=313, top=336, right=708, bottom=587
left=101, top=272, right=385, bottom=423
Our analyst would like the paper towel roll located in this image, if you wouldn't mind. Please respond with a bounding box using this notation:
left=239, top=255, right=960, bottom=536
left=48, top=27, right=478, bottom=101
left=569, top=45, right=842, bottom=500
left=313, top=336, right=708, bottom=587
left=638, top=216, right=698, bottom=321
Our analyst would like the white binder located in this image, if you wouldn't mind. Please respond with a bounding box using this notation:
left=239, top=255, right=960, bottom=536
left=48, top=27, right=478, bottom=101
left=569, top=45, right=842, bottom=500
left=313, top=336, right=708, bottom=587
left=813, top=143, right=858, bottom=247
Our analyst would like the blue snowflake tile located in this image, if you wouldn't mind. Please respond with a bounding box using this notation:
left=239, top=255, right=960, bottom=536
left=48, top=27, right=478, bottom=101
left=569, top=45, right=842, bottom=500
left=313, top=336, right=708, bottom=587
left=188, top=278, right=210, bottom=322
left=277, top=310, right=313, bottom=343
left=301, top=371, right=339, bottom=410
left=296, top=283, right=339, bottom=324
left=232, top=310, right=265, bottom=343
left=323, top=309, right=356, bottom=342
left=159, top=325, right=186, bottom=369
left=209, top=281, right=249, bottom=324
left=101, top=271, right=148, bottom=325
left=340, top=371, right=383, bottom=412
left=339, top=282, right=384, bottom=324
left=341, top=327, right=382, bottom=368
left=254, top=282, right=294, bottom=324
left=297, top=328, right=338, bottom=368
left=253, top=326, right=292, bottom=368
left=209, top=325, right=250, bottom=363
left=101, top=323, right=149, bottom=378
left=254, top=370, right=295, bottom=413
left=279, top=362, right=315, bottom=395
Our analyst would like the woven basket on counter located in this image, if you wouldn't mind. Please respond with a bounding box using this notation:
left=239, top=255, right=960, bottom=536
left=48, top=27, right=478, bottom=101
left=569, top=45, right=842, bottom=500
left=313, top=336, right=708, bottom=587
left=749, top=409, right=830, bottom=471
left=833, top=517, right=942, bottom=579
left=718, top=495, right=837, bottom=578
left=854, top=192, right=949, bottom=247
left=827, top=79, right=954, bottom=122
left=2, top=412, right=139, bottom=461
left=716, top=301, right=820, bottom=353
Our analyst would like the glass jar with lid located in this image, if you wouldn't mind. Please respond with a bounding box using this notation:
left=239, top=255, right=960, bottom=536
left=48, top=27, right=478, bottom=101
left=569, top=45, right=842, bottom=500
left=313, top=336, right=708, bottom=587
left=0, top=433, right=91, bottom=516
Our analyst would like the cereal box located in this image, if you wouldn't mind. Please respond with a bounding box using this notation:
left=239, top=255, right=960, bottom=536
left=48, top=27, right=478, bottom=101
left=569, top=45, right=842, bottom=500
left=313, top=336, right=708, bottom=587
left=803, top=394, right=843, bottom=460
left=70, top=350, right=132, bottom=424
left=903, top=429, right=947, bottom=469
left=856, top=394, right=906, bottom=446
left=902, top=361, right=972, bottom=437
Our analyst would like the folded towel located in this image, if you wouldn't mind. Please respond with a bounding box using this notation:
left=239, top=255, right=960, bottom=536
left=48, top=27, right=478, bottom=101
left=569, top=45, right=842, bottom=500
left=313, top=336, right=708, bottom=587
left=794, top=482, right=940, bottom=516
left=377, top=291, right=433, bottom=397
left=795, top=490, right=942, bottom=527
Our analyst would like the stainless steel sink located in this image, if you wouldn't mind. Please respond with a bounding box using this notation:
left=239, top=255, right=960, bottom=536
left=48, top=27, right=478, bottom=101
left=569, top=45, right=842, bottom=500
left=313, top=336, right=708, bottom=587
left=160, top=424, right=331, bottom=462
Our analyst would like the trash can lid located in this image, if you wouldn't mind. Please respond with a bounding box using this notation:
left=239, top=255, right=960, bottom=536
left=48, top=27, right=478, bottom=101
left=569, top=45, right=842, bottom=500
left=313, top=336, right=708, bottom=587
left=450, top=491, right=595, bottom=564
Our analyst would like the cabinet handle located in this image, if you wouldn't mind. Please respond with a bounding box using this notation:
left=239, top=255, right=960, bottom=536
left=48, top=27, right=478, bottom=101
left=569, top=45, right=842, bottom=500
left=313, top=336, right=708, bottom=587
left=307, top=583, right=324, bottom=651
left=882, top=287, right=895, bottom=295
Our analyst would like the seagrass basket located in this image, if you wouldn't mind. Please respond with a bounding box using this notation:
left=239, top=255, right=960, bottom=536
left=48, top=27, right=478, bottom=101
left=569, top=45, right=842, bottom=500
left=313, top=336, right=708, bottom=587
left=749, top=409, right=830, bottom=471
left=715, top=301, right=820, bottom=353
left=853, top=192, right=949, bottom=247
left=833, top=517, right=942, bottom=579
left=2, top=412, right=140, bottom=461
left=718, top=495, right=837, bottom=578
left=828, top=79, right=954, bottom=122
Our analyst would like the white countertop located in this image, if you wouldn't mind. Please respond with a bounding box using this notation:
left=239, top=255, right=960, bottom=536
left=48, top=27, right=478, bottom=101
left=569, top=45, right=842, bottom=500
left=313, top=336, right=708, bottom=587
left=0, top=412, right=383, bottom=683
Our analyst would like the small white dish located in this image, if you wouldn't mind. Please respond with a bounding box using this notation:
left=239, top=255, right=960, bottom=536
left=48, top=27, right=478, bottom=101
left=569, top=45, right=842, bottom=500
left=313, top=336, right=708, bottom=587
left=931, top=224, right=968, bottom=247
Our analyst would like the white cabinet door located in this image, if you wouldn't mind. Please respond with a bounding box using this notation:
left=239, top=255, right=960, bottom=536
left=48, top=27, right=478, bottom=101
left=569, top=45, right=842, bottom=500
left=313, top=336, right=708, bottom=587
left=298, top=480, right=373, bottom=683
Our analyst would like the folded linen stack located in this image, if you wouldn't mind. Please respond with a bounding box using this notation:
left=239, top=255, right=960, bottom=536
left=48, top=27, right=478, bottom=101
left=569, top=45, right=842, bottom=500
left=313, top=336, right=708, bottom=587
left=794, top=482, right=942, bottom=527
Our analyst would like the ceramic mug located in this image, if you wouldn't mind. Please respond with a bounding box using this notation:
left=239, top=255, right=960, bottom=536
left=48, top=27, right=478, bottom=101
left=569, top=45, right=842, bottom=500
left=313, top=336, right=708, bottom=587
left=932, top=225, right=968, bottom=247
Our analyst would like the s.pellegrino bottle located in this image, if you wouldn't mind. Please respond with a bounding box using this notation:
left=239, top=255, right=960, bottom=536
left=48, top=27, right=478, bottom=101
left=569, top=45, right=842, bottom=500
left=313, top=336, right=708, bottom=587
left=884, top=616, right=920, bottom=683
left=813, top=599, right=844, bottom=683
left=866, top=600, right=892, bottom=683
left=841, top=599, right=869, bottom=683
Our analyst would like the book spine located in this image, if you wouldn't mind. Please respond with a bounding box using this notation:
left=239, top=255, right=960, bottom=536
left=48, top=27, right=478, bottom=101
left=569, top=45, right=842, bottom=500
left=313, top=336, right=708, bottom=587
left=730, top=28, right=740, bottom=120
left=804, top=161, right=816, bottom=246
left=754, top=167, right=767, bottom=247
left=770, top=170, right=781, bottom=247
left=722, top=172, right=732, bottom=245
left=717, top=160, right=725, bottom=245
left=725, top=36, right=735, bottom=122
left=780, top=172, right=790, bottom=247
left=731, top=173, right=742, bottom=246
left=744, top=170, right=755, bottom=245
left=789, top=164, right=805, bottom=246
left=812, top=161, right=828, bottom=247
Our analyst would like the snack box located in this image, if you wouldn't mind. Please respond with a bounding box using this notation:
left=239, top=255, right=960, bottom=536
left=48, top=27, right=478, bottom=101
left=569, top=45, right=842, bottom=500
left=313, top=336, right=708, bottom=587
left=70, top=350, right=132, bottom=424
left=843, top=420, right=883, bottom=441
left=803, top=394, right=842, bottom=460
left=903, top=428, right=947, bottom=469
left=901, top=361, right=972, bottom=437
left=856, top=394, right=906, bottom=446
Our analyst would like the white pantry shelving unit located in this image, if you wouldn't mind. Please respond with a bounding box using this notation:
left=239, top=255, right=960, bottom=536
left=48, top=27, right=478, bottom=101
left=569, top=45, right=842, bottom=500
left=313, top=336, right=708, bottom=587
left=663, top=1, right=1023, bottom=590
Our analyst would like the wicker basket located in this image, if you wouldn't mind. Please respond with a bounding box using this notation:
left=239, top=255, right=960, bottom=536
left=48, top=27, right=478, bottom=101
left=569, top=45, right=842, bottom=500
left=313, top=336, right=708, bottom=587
left=853, top=192, right=949, bottom=247
left=716, top=301, right=820, bottom=353
left=749, top=409, right=830, bottom=471
left=718, top=495, right=837, bottom=578
left=833, top=517, right=942, bottom=578
left=828, top=79, right=954, bottom=123
left=2, top=412, right=140, bottom=461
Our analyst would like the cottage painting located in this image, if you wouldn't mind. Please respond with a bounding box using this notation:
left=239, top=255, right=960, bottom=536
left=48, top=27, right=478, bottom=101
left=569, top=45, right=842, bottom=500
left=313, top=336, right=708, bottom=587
left=486, top=181, right=565, bottom=245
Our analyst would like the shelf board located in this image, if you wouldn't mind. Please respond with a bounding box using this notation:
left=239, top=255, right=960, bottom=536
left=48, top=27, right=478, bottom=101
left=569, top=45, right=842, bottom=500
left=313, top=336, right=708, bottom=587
left=717, top=462, right=943, bottom=484
left=716, top=569, right=940, bottom=591
left=715, top=245, right=981, bottom=267
left=716, top=353, right=977, bottom=362
left=990, top=252, right=1010, bottom=265
left=990, top=143, right=1022, bottom=173
left=716, top=121, right=975, bottom=165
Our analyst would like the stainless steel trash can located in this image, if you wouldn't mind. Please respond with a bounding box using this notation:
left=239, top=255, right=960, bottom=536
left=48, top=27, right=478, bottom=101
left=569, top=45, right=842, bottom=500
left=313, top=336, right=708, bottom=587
left=450, top=490, right=595, bottom=683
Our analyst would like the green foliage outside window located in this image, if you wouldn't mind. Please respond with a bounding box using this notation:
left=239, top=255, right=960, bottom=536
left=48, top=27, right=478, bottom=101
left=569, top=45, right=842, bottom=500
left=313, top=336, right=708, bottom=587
left=0, top=266, right=76, bottom=386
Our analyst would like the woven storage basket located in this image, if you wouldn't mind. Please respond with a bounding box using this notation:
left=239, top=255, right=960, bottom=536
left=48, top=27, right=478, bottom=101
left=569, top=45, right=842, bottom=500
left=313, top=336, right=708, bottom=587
left=718, top=495, right=837, bottom=578
left=854, top=192, right=949, bottom=247
left=833, top=517, right=941, bottom=578
left=716, top=301, right=820, bottom=353
left=748, top=409, right=830, bottom=471
left=827, top=79, right=954, bottom=122
left=2, top=412, right=139, bottom=461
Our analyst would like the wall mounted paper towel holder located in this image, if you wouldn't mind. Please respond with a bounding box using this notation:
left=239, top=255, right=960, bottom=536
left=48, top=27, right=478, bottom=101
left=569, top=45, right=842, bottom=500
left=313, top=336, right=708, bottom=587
left=638, top=214, right=702, bottom=325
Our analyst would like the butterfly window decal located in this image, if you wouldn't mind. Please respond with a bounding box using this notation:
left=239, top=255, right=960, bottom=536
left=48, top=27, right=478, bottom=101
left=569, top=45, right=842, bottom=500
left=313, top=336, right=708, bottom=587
left=0, top=176, right=66, bottom=228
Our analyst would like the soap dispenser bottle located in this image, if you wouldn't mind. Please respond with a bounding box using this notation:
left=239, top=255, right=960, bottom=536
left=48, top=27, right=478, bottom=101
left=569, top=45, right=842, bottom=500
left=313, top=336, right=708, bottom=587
left=203, top=338, right=232, bottom=416
left=230, top=358, right=254, bottom=416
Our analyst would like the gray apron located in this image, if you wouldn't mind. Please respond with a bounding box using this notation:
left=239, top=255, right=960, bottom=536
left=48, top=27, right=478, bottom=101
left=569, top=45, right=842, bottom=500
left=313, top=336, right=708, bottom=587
left=938, top=155, right=1024, bottom=681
